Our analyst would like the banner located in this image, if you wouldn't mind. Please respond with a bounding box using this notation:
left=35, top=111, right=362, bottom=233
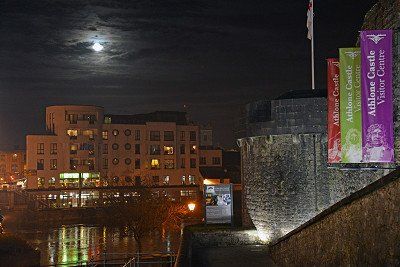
left=327, top=58, right=341, bottom=163
left=360, top=30, right=394, bottom=162
left=339, top=48, right=362, bottom=163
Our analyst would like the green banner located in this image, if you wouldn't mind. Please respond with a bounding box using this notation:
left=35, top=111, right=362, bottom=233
left=339, top=48, right=362, bottom=163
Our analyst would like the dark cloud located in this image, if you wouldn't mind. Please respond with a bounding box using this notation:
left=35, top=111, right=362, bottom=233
left=0, top=0, right=376, bottom=149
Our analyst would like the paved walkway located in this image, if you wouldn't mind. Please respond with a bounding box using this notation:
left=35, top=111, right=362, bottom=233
left=192, top=245, right=276, bottom=267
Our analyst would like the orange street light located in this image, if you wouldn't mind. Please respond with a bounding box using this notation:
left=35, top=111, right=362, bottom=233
left=187, top=203, right=196, bottom=212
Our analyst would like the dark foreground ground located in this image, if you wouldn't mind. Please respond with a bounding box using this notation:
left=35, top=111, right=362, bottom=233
left=192, top=245, right=276, bottom=267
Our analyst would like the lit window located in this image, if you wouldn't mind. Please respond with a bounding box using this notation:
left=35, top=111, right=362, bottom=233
left=67, top=129, right=78, bottom=139
left=83, top=130, right=95, bottom=140
left=50, top=159, right=57, bottom=170
left=70, top=144, right=78, bottom=154
left=112, top=158, right=119, bottom=165
left=49, top=177, right=56, bottom=187
left=50, top=143, right=57, bottom=155
left=181, top=175, right=186, bottom=185
left=189, top=175, right=195, bottom=185
left=124, top=129, right=131, bottom=136
left=164, top=159, right=174, bottom=169
left=37, top=143, right=44, bottom=154
left=164, top=176, right=170, bottom=185
left=104, top=117, right=112, bottom=124
left=37, top=177, right=45, bottom=188
left=151, top=159, right=160, bottom=169
left=190, top=145, right=197, bottom=154
left=102, top=131, right=108, bottom=140
left=112, top=129, right=119, bottom=136
left=164, top=146, right=174, bottom=155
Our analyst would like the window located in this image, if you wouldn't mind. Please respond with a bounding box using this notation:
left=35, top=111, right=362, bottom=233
left=112, top=143, right=119, bottom=150
left=102, top=131, right=108, bottom=140
left=50, top=143, right=57, bottom=155
left=67, top=114, right=78, bottom=124
left=112, top=158, right=119, bottom=165
left=70, top=144, right=78, bottom=154
left=203, top=135, right=208, bottom=142
left=11, top=164, right=18, bottom=172
left=135, top=176, right=141, bottom=186
left=50, top=159, right=57, bottom=170
left=181, top=158, right=185, bottom=168
left=49, top=177, right=56, bottom=187
left=164, top=159, right=174, bottom=169
left=164, top=131, right=174, bottom=141
left=190, top=131, right=196, bottom=141
left=104, top=116, right=112, bottom=124
left=83, top=130, right=94, bottom=140
left=180, top=131, right=185, bottom=141
left=190, top=145, right=197, bottom=154
left=125, top=158, right=132, bottom=165
left=67, top=129, right=78, bottom=139
left=164, top=176, right=170, bottom=185
left=152, top=176, right=159, bottom=185
left=70, top=159, right=78, bottom=170
left=103, top=144, right=108, bottom=154
left=113, top=177, right=120, bottom=184
left=164, top=146, right=174, bottom=155
left=189, top=175, right=195, bottom=185
left=180, top=144, right=185, bottom=154
left=125, top=176, right=132, bottom=183
left=190, top=158, right=196, bottom=168
left=180, top=190, right=196, bottom=197
left=181, top=175, right=186, bottom=185
left=38, top=177, right=45, bottom=188
left=135, top=144, right=140, bottom=154
left=86, top=114, right=96, bottom=124
left=125, top=143, right=131, bottom=150
left=150, top=145, right=160, bottom=155
left=124, top=129, right=131, bottom=136
left=135, top=130, right=140, bottom=141
left=212, top=157, right=221, bottom=165
left=37, top=159, right=44, bottom=170
left=103, top=158, right=108, bottom=169
left=151, top=159, right=160, bottom=169
left=150, top=131, right=160, bottom=141
left=112, top=129, right=119, bottom=136
left=37, top=143, right=44, bottom=154
left=200, top=157, right=206, bottom=165
left=135, top=159, right=140, bottom=169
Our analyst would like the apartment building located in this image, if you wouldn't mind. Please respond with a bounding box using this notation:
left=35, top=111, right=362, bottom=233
left=26, top=105, right=202, bottom=190
left=0, top=150, right=26, bottom=183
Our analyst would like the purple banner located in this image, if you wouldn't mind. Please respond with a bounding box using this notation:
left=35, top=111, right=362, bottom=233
left=360, top=29, right=394, bottom=162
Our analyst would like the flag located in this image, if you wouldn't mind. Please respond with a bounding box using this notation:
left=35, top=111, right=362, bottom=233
left=307, top=0, right=313, bottom=40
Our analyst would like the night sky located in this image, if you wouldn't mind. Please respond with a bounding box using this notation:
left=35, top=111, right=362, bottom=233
left=0, top=0, right=376, bottom=149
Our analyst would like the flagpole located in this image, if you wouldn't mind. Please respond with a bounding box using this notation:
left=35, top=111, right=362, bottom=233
left=311, top=0, right=315, bottom=90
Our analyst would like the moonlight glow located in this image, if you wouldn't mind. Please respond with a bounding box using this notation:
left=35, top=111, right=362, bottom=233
left=92, top=42, right=104, bottom=52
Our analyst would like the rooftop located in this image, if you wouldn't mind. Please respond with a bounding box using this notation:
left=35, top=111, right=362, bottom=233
left=104, top=111, right=189, bottom=125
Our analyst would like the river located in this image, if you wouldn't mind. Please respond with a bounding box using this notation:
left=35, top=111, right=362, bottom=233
left=11, top=224, right=181, bottom=266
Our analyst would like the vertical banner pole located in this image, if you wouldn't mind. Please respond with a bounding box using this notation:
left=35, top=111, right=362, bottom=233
left=311, top=1, right=315, bottom=90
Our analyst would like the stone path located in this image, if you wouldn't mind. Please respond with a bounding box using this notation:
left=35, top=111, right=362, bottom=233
left=192, top=245, right=276, bottom=267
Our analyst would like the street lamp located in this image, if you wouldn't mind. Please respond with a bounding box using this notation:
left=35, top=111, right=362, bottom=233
left=187, top=202, right=196, bottom=212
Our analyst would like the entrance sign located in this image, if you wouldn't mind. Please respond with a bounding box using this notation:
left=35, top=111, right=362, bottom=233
left=327, top=58, right=341, bottom=163
left=339, top=48, right=362, bottom=163
left=204, top=184, right=233, bottom=224
left=360, top=30, right=394, bottom=163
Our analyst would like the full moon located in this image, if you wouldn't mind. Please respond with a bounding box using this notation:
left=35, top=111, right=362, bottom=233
left=92, top=42, right=104, bottom=52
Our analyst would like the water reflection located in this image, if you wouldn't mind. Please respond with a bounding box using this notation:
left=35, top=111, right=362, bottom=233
left=14, top=224, right=180, bottom=266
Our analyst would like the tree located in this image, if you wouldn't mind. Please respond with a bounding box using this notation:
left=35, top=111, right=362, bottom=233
left=106, top=188, right=187, bottom=253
